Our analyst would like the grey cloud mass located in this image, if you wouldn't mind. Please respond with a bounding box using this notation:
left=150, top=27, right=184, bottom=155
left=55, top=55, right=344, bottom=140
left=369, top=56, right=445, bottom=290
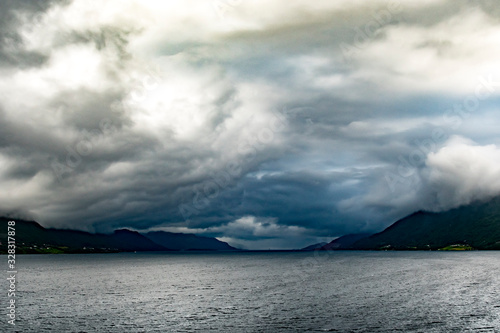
left=1, top=0, right=500, bottom=249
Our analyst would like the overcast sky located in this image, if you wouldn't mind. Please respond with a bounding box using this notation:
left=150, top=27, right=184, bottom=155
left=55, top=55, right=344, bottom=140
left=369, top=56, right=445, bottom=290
left=1, top=0, right=500, bottom=249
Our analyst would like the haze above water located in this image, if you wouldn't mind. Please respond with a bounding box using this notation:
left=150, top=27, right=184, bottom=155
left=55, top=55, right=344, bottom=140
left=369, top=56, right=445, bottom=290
left=4, top=252, right=500, bottom=332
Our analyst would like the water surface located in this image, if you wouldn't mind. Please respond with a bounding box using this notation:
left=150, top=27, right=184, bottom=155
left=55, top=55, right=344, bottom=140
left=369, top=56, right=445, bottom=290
left=2, top=251, right=499, bottom=332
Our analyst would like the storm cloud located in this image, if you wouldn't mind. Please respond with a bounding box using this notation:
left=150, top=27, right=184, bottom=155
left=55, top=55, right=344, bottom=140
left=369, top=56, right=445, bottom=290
left=1, top=0, right=500, bottom=249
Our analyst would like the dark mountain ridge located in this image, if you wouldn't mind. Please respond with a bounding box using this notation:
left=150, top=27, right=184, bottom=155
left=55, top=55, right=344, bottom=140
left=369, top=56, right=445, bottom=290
left=300, top=242, right=327, bottom=251
left=0, top=217, right=236, bottom=254
left=352, top=196, right=500, bottom=250
left=143, top=231, right=237, bottom=251
left=320, top=233, right=372, bottom=250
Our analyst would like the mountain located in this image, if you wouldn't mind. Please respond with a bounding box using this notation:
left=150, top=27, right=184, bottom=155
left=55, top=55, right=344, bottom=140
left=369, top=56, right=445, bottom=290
left=0, top=217, right=239, bottom=253
left=352, top=197, right=500, bottom=250
left=0, top=217, right=169, bottom=253
left=109, top=229, right=171, bottom=252
left=300, top=242, right=327, bottom=251
left=319, top=233, right=372, bottom=250
left=142, top=231, right=237, bottom=251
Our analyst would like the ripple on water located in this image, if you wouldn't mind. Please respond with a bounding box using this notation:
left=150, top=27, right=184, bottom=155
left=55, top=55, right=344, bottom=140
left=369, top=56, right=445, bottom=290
left=3, top=251, right=500, bottom=332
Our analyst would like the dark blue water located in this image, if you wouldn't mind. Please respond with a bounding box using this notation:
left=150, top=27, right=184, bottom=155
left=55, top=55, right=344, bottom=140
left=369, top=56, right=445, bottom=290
left=2, top=251, right=499, bottom=332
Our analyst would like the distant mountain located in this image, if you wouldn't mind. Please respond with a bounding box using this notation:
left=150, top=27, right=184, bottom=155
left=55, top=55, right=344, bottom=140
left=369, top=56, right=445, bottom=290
left=300, top=242, right=327, bottom=251
left=352, top=197, right=500, bottom=250
left=319, top=233, right=372, bottom=250
left=0, top=217, right=237, bottom=253
left=142, top=231, right=237, bottom=251
left=0, top=217, right=169, bottom=253
left=110, top=229, right=171, bottom=251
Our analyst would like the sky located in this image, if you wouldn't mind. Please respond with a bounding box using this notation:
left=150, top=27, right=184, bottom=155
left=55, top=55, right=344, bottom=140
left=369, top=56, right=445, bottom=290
left=1, top=0, right=500, bottom=249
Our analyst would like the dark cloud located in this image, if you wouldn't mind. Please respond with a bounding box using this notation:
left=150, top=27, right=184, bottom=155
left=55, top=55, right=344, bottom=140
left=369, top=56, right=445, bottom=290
left=0, top=0, right=62, bottom=67
left=0, top=0, right=499, bottom=249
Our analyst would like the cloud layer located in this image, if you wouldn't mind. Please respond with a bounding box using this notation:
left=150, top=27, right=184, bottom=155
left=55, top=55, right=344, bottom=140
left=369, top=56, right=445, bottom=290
left=425, top=137, right=500, bottom=210
left=1, top=0, right=500, bottom=249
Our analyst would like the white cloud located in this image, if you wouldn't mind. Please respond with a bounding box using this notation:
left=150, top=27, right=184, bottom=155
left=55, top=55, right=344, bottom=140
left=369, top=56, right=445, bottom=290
left=425, top=136, right=500, bottom=210
left=1, top=0, right=500, bottom=248
left=352, top=8, right=500, bottom=95
left=150, top=215, right=311, bottom=249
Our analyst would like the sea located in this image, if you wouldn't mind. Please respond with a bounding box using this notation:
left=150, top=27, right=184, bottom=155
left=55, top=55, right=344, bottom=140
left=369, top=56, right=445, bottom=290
left=1, top=251, right=499, bottom=332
